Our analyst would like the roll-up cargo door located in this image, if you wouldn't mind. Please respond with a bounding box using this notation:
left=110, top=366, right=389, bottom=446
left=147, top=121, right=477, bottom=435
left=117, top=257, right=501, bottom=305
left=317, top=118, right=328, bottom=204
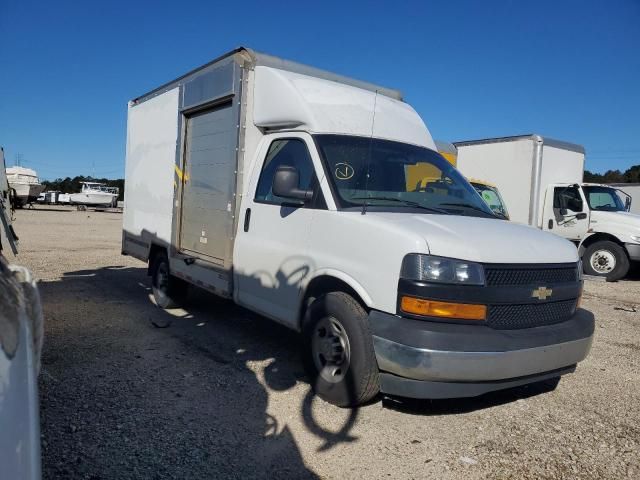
left=179, top=102, right=237, bottom=264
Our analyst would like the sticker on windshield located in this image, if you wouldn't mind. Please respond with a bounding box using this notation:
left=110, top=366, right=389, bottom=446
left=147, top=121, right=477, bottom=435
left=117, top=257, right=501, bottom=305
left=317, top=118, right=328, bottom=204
left=334, top=163, right=354, bottom=180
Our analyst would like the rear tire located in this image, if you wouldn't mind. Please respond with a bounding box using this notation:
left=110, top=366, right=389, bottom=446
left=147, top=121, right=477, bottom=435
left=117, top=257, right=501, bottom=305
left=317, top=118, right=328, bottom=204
left=151, top=252, right=187, bottom=310
left=302, top=292, right=380, bottom=407
left=582, top=240, right=629, bottom=281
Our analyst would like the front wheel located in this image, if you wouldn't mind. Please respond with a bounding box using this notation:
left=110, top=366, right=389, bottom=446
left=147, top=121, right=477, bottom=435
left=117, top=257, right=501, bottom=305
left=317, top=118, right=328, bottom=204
left=151, top=253, right=187, bottom=310
left=583, top=240, right=629, bottom=281
left=302, top=292, right=380, bottom=407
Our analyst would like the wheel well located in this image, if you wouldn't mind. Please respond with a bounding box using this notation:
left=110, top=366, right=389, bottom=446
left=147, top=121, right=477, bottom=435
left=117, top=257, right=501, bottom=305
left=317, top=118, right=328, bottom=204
left=146, top=244, right=167, bottom=275
left=299, top=276, right=368, bottom=328
left=580, top=233, right=626, bottom=256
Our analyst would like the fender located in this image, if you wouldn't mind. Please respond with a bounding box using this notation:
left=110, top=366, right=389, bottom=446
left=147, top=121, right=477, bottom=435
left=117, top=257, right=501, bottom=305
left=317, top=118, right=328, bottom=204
left=301, top=268, right=374, bottom=308
left=578, top=229, right=624, bottom=251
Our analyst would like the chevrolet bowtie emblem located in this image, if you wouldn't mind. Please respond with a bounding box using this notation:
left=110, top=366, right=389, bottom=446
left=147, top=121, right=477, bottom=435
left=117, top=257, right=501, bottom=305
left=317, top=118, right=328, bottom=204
left=532, top=286, right=553, bottom=300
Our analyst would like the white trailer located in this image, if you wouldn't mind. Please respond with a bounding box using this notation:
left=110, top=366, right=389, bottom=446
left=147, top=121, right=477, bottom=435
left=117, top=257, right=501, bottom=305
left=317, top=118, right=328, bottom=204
left=123, top=49, right=593, bottom=406
left=456, top=135, right=640, bottom=280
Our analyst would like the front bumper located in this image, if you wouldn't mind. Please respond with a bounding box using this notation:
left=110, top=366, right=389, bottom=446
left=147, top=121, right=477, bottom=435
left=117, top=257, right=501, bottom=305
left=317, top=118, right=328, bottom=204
left=369, top=308, right=594, bottom=399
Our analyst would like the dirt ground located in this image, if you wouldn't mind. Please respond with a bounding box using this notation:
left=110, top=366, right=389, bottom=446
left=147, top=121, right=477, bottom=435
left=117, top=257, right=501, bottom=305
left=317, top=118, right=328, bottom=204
left=6, top=206, right=640, bottom=479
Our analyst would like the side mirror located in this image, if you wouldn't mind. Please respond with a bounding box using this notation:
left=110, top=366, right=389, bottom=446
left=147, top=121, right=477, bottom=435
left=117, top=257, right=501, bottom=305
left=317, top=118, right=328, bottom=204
left=576, top=212, right=588, bottom=220
left=272, top=165, right=313, bottom=202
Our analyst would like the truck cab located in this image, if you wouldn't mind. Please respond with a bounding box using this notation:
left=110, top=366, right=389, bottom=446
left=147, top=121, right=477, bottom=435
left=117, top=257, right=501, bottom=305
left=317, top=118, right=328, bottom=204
left=542, top=182, right=639, bottom=279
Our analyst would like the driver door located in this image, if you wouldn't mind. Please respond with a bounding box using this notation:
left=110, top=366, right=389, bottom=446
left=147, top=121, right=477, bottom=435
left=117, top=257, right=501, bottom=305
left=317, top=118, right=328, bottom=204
left=234, top=133, right=326, bottom=328
left=542, top=184, right=589, bottom=241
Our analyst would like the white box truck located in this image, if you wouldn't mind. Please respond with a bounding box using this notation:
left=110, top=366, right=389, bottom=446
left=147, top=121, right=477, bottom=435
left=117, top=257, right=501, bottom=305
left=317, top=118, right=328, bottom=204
left=456, top=135, right=640, bottom=281
left=123, top=49, right=593, bottom=407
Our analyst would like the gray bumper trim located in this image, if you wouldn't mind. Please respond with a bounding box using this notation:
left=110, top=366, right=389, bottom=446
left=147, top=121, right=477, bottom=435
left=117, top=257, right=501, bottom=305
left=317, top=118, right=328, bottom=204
left=625, top=243, right=640, bottom=261
left=380, top=366, right=576, bottom=399
left=373, top=335, right=593, bottom=382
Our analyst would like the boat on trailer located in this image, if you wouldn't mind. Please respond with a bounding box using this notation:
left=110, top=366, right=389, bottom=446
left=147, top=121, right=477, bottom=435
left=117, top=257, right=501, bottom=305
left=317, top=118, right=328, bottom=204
left=5, top=166, right=45, bottom=208
left=69, top=182, right=119, bottom=207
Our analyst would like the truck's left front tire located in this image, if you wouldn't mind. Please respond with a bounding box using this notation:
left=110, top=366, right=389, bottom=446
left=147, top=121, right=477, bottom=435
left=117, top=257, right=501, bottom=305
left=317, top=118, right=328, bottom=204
left=151, top=252, right=187, bottom=310
left=302, top=292, right=380, bottom=407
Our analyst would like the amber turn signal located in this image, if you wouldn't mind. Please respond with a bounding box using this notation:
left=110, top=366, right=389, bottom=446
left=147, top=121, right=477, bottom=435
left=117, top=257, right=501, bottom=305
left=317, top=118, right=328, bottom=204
left=400, top=296, right=486, bottom=321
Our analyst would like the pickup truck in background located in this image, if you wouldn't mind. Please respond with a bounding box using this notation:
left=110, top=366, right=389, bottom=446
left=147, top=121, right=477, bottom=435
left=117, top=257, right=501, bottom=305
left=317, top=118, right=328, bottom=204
left=122, top=48, right=594, bottom=407
left=456, top=135, right=639, bottom=281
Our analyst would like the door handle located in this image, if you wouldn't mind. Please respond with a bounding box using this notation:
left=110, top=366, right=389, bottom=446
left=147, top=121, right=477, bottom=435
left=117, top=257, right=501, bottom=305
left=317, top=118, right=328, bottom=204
left=548, top=219, right=553, bottom=230
left=244, top=208, right=251, bottom=232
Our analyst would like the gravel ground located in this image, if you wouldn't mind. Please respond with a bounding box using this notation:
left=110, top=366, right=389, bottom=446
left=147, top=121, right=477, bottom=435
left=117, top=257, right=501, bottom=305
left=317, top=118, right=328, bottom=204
left=6, top=206, right=640, bottom=479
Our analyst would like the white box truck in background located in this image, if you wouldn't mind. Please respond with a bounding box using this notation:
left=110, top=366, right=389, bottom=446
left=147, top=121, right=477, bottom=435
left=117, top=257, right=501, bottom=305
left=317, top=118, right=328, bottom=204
left=456, top=135, right=640, bottom=280
left=123, top=49, right=593, bottom=406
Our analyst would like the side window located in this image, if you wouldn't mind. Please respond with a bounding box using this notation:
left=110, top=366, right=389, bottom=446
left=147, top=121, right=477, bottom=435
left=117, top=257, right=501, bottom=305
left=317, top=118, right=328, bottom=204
left=553, top=187, right=583, bottom=212
left=255, top=139, right=318, bottom=205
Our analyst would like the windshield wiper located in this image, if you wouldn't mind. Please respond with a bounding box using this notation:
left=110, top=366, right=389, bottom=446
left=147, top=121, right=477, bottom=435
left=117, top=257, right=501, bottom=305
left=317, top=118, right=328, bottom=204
left=351, top=196, right=448, bottom=214
left=438, top=202, right=497, bottom=217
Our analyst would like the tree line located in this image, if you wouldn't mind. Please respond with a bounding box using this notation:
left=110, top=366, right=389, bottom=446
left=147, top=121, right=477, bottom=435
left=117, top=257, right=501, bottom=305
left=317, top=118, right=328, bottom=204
left=42, top=176, right=125, bottom=200
left=584, top=165, right=640, bottom=184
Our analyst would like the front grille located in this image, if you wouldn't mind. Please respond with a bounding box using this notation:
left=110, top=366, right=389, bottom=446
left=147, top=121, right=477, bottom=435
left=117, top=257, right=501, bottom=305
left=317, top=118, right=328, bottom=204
left=487, top=299, right=578, bottom=330
left=485, top=264, right=578, bottom=286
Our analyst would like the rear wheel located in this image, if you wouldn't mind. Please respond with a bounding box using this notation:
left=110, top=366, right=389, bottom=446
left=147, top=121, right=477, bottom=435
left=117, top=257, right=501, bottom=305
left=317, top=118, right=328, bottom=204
left=302, top=292, right=379, bottom=407
left=151, top=252, right=187, bottom=310
left=583, top=240, right=629, bottom=281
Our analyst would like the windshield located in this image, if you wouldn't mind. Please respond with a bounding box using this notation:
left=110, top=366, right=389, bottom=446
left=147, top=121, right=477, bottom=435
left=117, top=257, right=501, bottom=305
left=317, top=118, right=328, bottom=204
left=470, top=182, right=509, bottom=219
left=314, top=135, right=495, bottom=217
left=582, top=186, right=626, bottom=212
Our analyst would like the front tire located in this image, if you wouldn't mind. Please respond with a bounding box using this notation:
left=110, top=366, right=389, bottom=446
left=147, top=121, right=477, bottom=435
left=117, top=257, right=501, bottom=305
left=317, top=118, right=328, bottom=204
left=302, top=292, right=380, bottom=407
left=151, top=252, right=187, bottom=310
left=583, top=240, right=629, bottom=281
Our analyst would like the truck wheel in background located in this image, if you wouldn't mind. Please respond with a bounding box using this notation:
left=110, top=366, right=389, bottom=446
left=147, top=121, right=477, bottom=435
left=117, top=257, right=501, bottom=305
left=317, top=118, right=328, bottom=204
left=302, top=292, right=380, bottom=407
left=151, top=252, right=188, bottom=311
left=582, top=241, right=629, bottom=282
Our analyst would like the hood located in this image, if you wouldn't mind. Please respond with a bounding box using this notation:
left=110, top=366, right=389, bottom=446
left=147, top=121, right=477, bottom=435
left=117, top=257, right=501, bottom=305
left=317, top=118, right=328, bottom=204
left=590, top=210, right=640, bottom=226
left=590, top=210, right=640, bottom=242
left=364, top=212, right=579, bottom=264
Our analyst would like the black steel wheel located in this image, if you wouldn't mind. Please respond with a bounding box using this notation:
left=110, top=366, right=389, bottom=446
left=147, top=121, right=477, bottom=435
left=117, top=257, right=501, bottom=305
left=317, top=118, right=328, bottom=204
left=303, top=292, right=379, bottom=407
left=151, top=252, right=187, bottom=311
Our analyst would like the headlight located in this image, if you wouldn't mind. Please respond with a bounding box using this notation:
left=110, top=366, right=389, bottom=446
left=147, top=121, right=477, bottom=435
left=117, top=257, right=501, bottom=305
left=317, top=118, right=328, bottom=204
left=631, top=235, right=640, bottom=243
left=401, top=254, right=485, bottom=285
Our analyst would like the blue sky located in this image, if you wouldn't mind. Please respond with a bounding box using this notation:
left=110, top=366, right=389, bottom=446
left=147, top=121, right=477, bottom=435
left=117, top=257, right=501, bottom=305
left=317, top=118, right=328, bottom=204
left=1, top=0, right=638, bottom=180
